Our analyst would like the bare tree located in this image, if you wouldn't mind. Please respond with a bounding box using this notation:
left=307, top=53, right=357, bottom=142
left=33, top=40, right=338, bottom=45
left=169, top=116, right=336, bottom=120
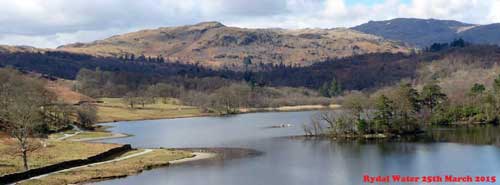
left=43, top=102, right=74, bottom=130
left=147, top=83, right=180, bottom=103
left=209, top=84, right=250, bottom=114
left=122, top=92, right=138, bottom=109
left=0, top=68, right=54, bottom=170
left=308, top=111, right=356, bottom=136
left=77, top=103, right=97, bottom=129
left=302, top=124, right=313, bottom=136
left=310, top=116, right=324, bottom=136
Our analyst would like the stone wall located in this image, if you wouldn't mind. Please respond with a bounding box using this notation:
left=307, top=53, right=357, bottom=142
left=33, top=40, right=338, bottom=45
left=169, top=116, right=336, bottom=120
left=0, top=144, right=132, bottom=184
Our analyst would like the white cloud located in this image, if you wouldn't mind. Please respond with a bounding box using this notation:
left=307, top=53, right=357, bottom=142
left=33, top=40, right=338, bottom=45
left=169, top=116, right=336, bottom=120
left=0, top=0, right=499, bottom=48
left=398, top=0, right=493, bottom=23
left=323, top=0, right=347, bottom=17
left=487, top=0, right=500, bottom=23
left=0, top=27, right=144, bottom=48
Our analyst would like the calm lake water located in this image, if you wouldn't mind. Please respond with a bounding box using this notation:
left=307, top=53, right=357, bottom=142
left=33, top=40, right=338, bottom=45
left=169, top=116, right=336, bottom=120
left=93, top=111, right=500, bottom=185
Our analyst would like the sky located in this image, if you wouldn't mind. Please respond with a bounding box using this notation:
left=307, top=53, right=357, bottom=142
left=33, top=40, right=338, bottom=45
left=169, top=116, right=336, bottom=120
left=0, top=0, right=499, bottom=48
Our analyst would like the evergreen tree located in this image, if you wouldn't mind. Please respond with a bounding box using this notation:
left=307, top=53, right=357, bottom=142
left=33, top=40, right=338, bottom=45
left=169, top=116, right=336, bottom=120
left=390, top=83, right=420, bottom=133
left=428, top=43, right=448, bottom=52
left=398, top=83, right=421, bottom=112
left=318, top=78, right=342, bottom=97
left=491, top=74, right=500, bottom=118
left=373, top=95, right=393, bottom=133
left=450, top=38, right=466, bottom=48
left=471, top=83, right=486, bottom=95
left=421, top=82, right=447, bottom=113
left=328, top=78, right=342, bottom=97
left=319, top=83, right=330, bottom=97
left=493, top=74, right=500, bottom=94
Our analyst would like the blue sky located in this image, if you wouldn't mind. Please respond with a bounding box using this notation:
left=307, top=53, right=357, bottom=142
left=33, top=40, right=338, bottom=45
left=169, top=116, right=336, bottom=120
left=0, top=0, right=498, bottom=48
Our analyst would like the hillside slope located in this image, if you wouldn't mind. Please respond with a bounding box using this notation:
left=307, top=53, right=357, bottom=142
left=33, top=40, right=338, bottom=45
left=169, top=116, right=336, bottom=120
left=58, top=22, right=410, bottom=68
left=459, top=23, right=500, bottom=46
left=353, top=18, right=500, bottom=48
left=45, top=79, right=95, bottom=104
left=352, top=18, right=477, bottom=47
left=0, top=45, right=45, bottom=53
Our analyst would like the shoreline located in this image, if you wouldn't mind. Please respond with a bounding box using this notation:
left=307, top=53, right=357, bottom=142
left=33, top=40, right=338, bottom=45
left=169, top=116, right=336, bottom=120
left=239, top=104, right=340, bottom=114
left=97, top=112, right=214, bottom=124
left=15, top=149, right=217, bottom=185
left=10, top=108, right=324, bottom=184
left=169, top=152, right=218, bottom=164
left=97, top=104, right=340, bottom=124
left=69, top=147, right=263, bottom=185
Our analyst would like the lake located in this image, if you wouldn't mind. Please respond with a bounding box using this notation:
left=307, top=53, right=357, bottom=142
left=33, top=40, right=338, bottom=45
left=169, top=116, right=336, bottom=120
left=92, top=111, right=500, bottom=185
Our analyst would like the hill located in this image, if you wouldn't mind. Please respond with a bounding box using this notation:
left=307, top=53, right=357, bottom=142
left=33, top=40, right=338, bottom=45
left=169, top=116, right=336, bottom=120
left=45, top=79, right=95, bottom=104
left=459, top=23, right=500, bottom=46
left=0, top=45, right=45, bottom=53
left=21, top=72, right=95, bottom=104
left=5, top=38, right=499, bottom=92
left=258, top=44, right=500, bottom=90
left=352, top=18, right=478, bottom=47
left=58, top=22, right=410, bottom=68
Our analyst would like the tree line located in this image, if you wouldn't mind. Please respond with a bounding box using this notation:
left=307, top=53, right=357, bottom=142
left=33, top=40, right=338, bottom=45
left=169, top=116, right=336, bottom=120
left=3, top=44, right=500, bottom=94
left=74, top=68, right=331, bottom=114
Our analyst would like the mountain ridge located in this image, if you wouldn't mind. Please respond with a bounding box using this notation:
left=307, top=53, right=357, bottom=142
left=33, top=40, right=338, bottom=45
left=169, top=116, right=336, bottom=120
left=352, top=18, right=500, bottom=47
left=58, top=21, right=411, bottom=68
left=7, top=18, right=500, bottom=69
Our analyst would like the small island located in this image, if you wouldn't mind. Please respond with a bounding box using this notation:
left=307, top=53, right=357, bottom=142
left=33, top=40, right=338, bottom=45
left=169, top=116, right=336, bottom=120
left=303, top=72, right=500, bottom=139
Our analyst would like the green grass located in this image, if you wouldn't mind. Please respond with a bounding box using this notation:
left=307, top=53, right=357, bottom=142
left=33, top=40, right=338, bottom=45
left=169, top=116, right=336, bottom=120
left=95, top=98, right=207, bottom=123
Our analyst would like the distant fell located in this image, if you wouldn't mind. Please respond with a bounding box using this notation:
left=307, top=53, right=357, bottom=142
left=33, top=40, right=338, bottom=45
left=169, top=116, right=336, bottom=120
left=353, top=18, right=500, bottom=47
left=58, top=21, right=410, bottom=68
left=353, top=18, right=477, bottom=47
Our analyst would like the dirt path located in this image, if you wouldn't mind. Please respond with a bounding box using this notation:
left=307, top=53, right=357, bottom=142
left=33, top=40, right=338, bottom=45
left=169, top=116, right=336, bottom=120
left=56, top=132, right=81, bottom=141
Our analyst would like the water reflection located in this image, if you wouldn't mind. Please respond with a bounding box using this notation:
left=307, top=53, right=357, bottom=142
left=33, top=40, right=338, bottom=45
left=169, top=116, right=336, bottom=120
left=422, top=126, right=500, bottom=146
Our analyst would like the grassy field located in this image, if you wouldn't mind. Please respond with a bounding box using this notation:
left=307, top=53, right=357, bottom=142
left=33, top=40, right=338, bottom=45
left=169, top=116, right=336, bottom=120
left=19, top=149, right=193, bottom=185
left=95, top=98, right=208, bottom=123
left=0, top=138, right=121, bottom=175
